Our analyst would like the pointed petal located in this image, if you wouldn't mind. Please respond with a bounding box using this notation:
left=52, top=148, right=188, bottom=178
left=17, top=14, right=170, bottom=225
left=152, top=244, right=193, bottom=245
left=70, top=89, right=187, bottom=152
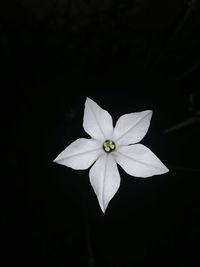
left=83, top=97, right=113, bottom=141
left=53, top=138, right=102, bottom=170
left=89, top=154, right=120, bottom=213
left=113, top=110, right=153, bottom=146
left=114, top=144, right=169, bottom=177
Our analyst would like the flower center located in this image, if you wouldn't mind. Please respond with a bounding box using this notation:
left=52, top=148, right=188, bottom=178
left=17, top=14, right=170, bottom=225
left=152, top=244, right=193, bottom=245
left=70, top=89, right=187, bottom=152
left=103, top=140, right=116, bottom=153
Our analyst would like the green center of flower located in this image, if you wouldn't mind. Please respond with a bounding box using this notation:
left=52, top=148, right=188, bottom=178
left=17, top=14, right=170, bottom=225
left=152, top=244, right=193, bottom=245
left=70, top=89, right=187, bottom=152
left=103, top=140, right=116, bottom=153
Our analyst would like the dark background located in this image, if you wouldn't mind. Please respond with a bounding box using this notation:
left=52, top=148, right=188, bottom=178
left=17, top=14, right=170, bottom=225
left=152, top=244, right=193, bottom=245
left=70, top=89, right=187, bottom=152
left=1, top=0, right=200, bottom=266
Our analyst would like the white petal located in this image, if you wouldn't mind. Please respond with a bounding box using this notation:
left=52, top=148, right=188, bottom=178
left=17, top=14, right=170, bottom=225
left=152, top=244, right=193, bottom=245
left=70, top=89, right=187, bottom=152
left=83, top=97, right=113, bottom=141
left=53, top=138, right=102, bottom=170
left=113, top=110, right=152, bottom=146
left=89, top=154, right=120, bottom=213
left=114, top=144, right=169, bottom=177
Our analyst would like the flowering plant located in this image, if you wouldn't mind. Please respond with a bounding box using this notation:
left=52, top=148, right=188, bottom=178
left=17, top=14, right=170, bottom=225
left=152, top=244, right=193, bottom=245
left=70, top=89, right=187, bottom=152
left=54, top=98, right=169, bottom=213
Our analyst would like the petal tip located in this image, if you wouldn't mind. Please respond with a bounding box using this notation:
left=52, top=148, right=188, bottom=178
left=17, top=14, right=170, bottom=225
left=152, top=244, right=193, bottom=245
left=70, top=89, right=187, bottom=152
left=100, top=203, right=107, bottom=214
left=84, top=97, right=96, bottom=111
left=53, top=157, right=62, bottom=165
left=147, top=109, right=153, bottom=116
left=142, top=109, right=152, bottom=113
left=85, top=97, right=93, bottom=105
left=157, top=164, right=169, bottom=176
left=143, top=109, right=153, bottom=117
left=101, top=208, right=106, bottom=214
left=53, top=157, right=58, bottom=163
left=53, top=154, right=62, bottom=163
left=163, top=166, right=170, bottom=174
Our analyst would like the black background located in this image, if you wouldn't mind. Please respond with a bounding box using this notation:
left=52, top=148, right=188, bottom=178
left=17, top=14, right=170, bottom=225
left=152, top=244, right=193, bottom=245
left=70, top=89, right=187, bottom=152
left=1, top=0, right=200, bottom=266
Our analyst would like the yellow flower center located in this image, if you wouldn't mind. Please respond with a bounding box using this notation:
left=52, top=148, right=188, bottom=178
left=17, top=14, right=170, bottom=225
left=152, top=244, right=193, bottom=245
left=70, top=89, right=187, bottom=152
left=103, top=140, right=116, bottom=153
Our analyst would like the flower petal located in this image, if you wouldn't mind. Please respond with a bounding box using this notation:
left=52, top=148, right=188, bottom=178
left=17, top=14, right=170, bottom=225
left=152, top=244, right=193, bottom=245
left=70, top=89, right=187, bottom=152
left=114, top=144, right=169, bottom=177
left=113, top=110, right=152, bottom=146
left=83, top=97, right=113, bottom=141
left=53, top=138, right=102, bottom=170
left=89, top=154, right=120, bottom=213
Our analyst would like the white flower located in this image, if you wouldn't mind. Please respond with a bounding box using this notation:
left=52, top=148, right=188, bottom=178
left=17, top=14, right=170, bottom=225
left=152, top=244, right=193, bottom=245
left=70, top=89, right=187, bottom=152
left=54, top=98, right=169, bottom=213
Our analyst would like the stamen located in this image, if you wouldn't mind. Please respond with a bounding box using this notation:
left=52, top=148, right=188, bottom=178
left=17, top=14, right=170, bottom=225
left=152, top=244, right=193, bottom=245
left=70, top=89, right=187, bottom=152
left=105, top=147, right=110, bottom=152
left=103, top=140, right=116, bottom=153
